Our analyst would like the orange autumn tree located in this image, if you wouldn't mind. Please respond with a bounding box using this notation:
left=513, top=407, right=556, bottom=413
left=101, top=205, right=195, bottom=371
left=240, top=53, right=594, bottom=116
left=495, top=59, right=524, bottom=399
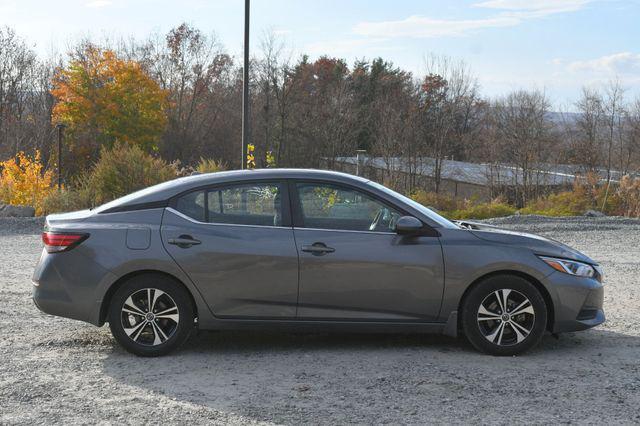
left=51, top=45, right=168, bottom=173
left=0, top=151, right=55, bottom=215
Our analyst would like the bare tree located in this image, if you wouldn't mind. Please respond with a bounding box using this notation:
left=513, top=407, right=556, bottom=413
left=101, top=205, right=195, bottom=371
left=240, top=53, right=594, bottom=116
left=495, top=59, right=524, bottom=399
left=255, top=32, right=302, bottom=167
left=623, top=98, right=640, bottom=173
left=370, top=87, right=412, bottom=188
left=0, top=26, right=43, bottom=157
left=573, top=87, right=604, bottom=172
left=141, top=23, right=238, bottom=163
left=418, top=55, right=480, bottom=193
left=492, top=89, right=551, bottom=206
left=603, top=79, right=626, bottom=182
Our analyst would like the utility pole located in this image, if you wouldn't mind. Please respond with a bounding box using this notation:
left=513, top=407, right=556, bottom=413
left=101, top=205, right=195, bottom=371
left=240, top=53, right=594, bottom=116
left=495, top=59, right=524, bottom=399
left=56, top=124, right=65, bottom=190
left=241, top=0, right=250, bottom=169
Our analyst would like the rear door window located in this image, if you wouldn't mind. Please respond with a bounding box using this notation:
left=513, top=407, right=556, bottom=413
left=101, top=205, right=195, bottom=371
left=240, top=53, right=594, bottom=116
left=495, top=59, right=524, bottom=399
left=207, top=183, right=283, bottom=227
left=174, top=183, right=284, bottom=226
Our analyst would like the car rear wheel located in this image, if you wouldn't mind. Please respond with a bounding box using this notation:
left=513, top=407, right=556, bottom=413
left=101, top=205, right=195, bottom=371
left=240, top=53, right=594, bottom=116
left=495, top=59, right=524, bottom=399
left=108, top=274, right=194, bottom=357
left=461, top=274, right=547, bottom=356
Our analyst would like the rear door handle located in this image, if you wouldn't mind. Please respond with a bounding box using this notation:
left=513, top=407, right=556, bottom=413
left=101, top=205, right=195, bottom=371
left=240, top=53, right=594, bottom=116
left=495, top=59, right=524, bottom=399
left=168, top=235, right=201, bottom=248
left=301, top=243, right=335, bottom=256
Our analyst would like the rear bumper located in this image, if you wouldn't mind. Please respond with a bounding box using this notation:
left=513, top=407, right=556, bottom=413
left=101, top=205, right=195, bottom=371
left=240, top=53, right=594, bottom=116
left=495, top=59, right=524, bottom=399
left=32, top=248, right=116, bottom=326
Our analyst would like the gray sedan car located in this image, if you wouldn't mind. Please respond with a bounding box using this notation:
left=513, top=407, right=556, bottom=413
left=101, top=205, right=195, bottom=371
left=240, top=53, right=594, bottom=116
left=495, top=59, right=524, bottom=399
left=33, top=169, right=604, bottom=356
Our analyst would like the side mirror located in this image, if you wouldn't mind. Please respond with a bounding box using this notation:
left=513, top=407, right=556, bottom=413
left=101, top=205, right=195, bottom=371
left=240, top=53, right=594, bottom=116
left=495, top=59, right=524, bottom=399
left=395, top=216, right=424, bottom=235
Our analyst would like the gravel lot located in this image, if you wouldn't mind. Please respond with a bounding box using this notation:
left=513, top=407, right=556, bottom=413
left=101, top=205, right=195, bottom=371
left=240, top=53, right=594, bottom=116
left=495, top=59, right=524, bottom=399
left=1, top=215, right=640, bottom=424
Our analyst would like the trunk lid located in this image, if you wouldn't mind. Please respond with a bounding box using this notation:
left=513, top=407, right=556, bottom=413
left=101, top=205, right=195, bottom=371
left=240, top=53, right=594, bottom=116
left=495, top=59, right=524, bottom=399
left=45, top=210, right=93, bottom=229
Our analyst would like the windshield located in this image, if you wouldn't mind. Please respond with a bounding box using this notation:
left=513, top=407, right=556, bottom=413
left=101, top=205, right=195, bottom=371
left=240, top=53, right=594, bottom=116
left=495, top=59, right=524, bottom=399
left=367, top=181, right=459, bottom=229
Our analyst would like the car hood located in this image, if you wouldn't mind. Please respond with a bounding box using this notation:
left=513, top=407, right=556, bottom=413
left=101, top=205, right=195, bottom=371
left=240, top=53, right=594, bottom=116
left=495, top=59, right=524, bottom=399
left=456, top=221, right=596, bottom=264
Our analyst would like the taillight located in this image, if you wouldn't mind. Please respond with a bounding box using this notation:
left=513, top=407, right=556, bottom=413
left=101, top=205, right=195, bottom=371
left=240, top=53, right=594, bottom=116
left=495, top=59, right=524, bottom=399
left=42, top=232, right=89, bottom=253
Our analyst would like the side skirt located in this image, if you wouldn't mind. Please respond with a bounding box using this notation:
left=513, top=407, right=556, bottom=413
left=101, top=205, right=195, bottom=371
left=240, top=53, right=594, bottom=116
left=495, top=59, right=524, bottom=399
left=198, top=318, right=447, bottom=334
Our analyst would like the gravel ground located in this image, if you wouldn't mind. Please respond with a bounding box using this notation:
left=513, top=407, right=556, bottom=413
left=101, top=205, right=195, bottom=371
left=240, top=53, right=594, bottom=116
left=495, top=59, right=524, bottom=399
left=1, top=215, right=640, bottom=425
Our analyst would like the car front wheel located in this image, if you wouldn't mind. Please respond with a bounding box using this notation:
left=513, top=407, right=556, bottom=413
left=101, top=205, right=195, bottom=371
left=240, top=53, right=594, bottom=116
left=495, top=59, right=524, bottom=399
left=108, top=274, right=194, bottom=357
left=461, top=274, right=547, bottom=356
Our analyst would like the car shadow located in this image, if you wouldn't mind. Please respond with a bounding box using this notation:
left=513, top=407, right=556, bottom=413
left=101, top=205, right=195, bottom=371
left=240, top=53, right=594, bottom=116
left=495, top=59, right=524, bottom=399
left=98, top=327, right=640, bottom=423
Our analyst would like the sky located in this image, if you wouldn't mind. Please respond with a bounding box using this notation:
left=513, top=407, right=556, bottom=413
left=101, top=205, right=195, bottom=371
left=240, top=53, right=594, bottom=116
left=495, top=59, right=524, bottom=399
left=1, top=0, right=639, bottom=109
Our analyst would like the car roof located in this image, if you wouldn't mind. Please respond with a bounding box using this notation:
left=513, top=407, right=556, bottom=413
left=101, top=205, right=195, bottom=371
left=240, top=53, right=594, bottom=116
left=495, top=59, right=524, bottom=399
left=179, top=168, right=368, bottom=184
left=94, top=168, right=370, bottom=213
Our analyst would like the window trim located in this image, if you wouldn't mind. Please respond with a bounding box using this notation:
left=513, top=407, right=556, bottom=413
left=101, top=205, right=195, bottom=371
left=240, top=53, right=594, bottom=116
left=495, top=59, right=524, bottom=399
left=288, top=179, right=417, bottom=234
left=166, top=207, right=294, bottom=230
left=168, top=179, right=292, bottom=228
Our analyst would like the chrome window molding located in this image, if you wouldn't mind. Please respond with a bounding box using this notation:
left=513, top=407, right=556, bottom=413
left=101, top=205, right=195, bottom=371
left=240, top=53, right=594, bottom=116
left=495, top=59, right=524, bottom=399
left=293, top=227, right=396, bottom=236
left=167, top=207, right=397, bottom=235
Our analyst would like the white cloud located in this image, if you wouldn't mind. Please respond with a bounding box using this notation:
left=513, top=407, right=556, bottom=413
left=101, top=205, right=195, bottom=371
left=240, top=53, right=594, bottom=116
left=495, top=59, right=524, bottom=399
left=305, top=38, right=389, bottom=56
left=474, top=0, right=592, bottom=15
left=85, top=0, right=112, bottom=8
left=353, top=15, right=520, bottom=39
left=354, top=0, right=594, bottom=39
left=567, top=52, right=640, bottom=74
left=0, top=0, right=18, bottom=16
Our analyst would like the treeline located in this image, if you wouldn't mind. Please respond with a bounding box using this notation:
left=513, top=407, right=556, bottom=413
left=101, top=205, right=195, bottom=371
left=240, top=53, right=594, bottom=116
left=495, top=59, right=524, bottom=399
left=1, top=24, right=640, bottom=206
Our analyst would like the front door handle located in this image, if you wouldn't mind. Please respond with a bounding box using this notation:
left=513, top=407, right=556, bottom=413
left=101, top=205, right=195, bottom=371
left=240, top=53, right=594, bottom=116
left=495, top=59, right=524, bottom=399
left=168, top=235, right=202, bottom=248
left=301, top=242, right=335, bottom=256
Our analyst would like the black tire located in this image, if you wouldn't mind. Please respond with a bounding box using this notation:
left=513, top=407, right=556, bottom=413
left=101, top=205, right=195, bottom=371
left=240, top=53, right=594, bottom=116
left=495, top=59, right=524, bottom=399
left=108, top=274, right=194, bottom=357
left=461, top=274, right=547, bottom=356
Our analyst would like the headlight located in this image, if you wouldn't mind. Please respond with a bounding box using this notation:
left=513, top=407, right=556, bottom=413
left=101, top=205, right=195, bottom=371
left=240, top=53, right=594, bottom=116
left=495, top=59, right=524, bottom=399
left=539, top=256, right=596, bottom=278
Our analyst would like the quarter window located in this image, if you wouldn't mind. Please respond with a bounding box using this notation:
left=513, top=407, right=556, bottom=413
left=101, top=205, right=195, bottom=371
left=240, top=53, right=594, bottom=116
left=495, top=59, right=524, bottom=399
left=296, top=183, right=401, bottom=232
left=175, top=190, right=206, bottom=222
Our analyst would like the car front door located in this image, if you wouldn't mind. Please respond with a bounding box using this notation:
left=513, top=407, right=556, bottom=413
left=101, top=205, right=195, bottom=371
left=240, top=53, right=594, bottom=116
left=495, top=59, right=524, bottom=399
left=291, top=181, right=445, bottom=322
left=161, top=181, right=299, bottom=318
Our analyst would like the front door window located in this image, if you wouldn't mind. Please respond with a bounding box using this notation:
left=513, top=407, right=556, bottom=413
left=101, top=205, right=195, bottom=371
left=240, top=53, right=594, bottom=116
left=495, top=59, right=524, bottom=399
left=296, top=183, right=401, bottom=232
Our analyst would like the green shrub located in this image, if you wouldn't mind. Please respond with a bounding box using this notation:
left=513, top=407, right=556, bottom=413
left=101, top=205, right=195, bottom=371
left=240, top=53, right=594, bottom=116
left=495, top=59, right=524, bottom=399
left=410, top=190, right=516, bottom=220
left=41, top=143, right=176, bottom=214
left=41, top=184, right=95, bottom=214
left=89, top=143, right=176, bottom=205
left=617, top=175, right=640, bottom=217
left=521, top=174, right=623, bottom=217
left=447, top=201, right=517, bottom=220
left=196, top=158, right=227, bottom=174
left=520, top=191, right=587, bottom=216
left=410, top=190, right=462, bottom=212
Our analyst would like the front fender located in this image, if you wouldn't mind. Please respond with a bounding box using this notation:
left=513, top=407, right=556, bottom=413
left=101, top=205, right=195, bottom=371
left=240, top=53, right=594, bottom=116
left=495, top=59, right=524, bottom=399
left=437, top=228, right=556, bottom=322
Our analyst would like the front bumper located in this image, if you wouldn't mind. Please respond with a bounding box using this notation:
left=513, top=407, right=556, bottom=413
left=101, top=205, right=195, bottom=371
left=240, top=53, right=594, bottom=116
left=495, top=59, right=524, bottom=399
left=548, top=271, right=605, bottom=333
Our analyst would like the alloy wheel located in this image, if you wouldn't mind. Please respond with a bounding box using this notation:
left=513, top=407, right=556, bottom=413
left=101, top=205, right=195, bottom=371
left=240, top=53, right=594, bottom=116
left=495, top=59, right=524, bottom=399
left=477, top=288, right=535, bottom=346
left=120, top=288, right=180, bottom=346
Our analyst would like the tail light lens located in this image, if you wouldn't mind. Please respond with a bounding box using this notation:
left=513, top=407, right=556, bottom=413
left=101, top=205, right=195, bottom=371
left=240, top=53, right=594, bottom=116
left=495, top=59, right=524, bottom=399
left=42, top=232, right=89, bottom=253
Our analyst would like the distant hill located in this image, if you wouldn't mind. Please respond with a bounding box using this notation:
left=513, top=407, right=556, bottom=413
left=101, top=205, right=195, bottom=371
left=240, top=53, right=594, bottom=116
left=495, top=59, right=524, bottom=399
left=546, top=111, right=580, bottom=125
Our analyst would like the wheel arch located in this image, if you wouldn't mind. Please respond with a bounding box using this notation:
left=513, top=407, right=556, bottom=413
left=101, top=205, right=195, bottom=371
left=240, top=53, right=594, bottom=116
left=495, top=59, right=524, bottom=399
left=457, top=270, right=555, bottom=332
left=98, top=270, right=198, bottom=326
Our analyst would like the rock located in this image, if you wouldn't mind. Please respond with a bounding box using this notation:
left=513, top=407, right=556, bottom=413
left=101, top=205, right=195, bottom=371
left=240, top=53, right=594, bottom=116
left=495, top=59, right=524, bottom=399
left=584, top=209, right=606, bottom=217
left=0, top=204, right=35, bottom=217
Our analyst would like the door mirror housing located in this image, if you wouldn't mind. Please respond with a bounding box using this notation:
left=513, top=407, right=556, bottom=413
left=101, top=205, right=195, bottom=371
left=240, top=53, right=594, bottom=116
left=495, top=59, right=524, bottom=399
left=395, top=216, right=424, bottom=235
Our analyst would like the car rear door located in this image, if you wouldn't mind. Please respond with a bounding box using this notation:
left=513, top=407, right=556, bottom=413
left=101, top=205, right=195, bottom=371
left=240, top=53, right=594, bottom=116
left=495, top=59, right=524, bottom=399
left=161, top=180, right=299, bottom=318
left=291, top=180, right=444, bottom=321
